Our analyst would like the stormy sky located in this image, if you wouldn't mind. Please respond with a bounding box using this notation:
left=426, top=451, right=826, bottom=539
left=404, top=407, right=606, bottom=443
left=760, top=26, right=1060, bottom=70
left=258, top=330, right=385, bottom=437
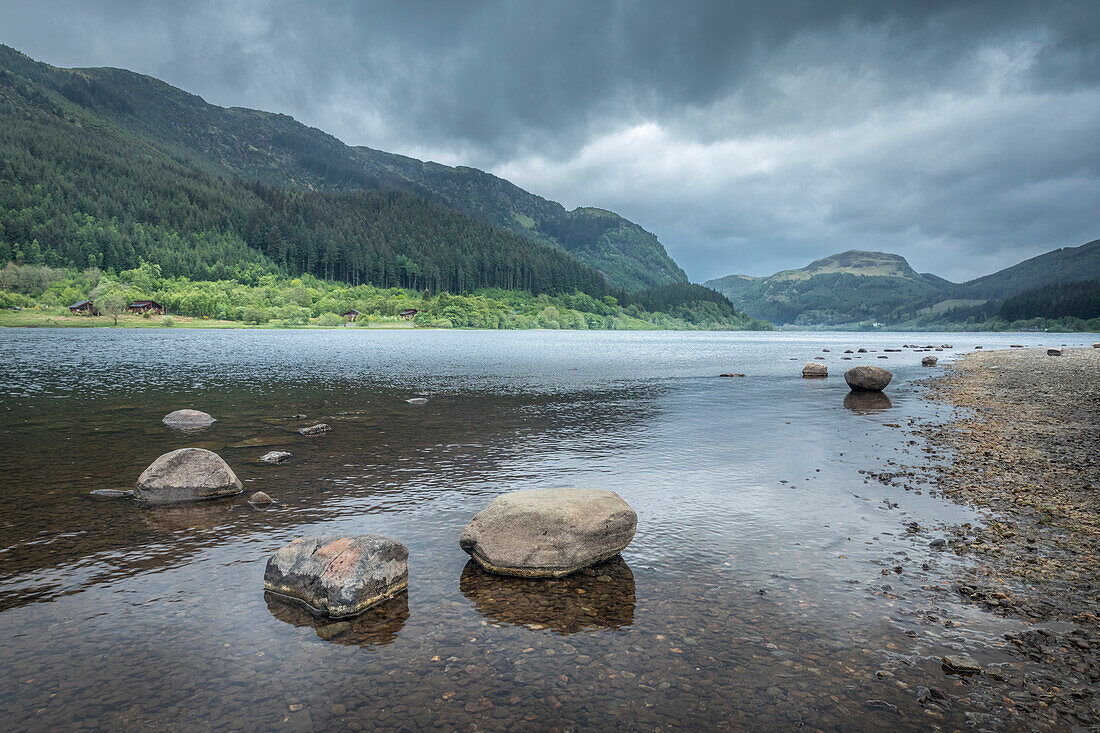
left=2, top=1, right=1098, bottom=282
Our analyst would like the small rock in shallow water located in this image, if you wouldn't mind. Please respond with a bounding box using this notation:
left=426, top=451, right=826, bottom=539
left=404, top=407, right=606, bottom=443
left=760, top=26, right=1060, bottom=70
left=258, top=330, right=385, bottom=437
left=248, top=491, right=275, bottom=506
left=316, top=621, right=352, bottom=640
left=298, top=423, right=330, bottom=435
left=162, top=409, right=216, bottom=428
left=89, top=488, right=133, bottom=499
left=405, top=397, right=429, bottom=405
left=264, top=535, right=409, bottom=617
left=719, top=373, right=745, bottom=378
left=261, top=451, right=292, bottom=464
left=844, top=366, right=892, bottom=392
left=802, top=362, right=828, bottom=378
left=460, top=488, right=637, bottom=577
left=134, top=448, right=242, bottom=505
left=942, top=654, right=981, bottom=674
left=930, top=538, right=947, bottom=548
left=921, top=356, right=938, bottom=366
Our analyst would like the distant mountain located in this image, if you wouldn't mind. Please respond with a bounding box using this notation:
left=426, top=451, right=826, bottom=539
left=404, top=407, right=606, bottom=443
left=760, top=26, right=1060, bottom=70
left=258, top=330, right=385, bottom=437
left=705, top=251, right=948, bottom=325
left=0, top=45, right=684, bottom=292
left=706, top=241, right=1100, bottom=327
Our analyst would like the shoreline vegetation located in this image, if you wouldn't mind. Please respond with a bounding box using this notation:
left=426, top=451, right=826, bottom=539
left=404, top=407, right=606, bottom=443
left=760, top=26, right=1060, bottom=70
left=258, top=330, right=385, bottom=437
left=900, top=348, right=1098, bottom=727
left=0, top=263, right=771, bottom=331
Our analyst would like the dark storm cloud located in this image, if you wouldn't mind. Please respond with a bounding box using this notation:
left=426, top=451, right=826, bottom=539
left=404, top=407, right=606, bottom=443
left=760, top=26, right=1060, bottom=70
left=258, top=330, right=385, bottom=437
left=1, top=0, right=1098, bottom=281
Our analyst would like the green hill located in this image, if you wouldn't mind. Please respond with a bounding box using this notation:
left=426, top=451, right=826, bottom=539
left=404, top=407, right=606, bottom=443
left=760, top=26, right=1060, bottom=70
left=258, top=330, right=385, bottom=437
left=706, top=242, right=1100, bottom=328
left=952, top=239, right=1100, bottom=301
left=704, top=251, right=948, bottom=326
left=0, top=44, right=685, bottom=293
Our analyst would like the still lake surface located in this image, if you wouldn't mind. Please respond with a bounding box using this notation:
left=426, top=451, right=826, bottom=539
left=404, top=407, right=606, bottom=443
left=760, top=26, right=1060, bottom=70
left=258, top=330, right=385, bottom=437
left=1, top=328, right=1096, bottom=731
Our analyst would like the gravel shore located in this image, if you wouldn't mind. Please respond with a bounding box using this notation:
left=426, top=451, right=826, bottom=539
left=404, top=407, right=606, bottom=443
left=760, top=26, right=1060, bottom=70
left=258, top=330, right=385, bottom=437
left=919, top=347, right=1100, bottom=727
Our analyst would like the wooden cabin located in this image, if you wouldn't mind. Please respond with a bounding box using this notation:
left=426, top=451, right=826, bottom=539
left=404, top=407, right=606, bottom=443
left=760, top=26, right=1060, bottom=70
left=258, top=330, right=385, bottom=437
left=127, top=299, right=165, bottom=315
left=398, top=308, right=418, bottom=320
left=342, top=309, right=362, bottom=322
left=67, top=299, right=99, bottom=315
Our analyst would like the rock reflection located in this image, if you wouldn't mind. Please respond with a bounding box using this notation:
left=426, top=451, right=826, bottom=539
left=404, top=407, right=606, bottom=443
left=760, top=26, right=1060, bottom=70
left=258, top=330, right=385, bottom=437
left=265, top=591, right=408, bottom=647
left=843, top=391, right=893, bottom=414
left=138, top=497, right=237, bottom=531
left=460, top=556, right=635, bottom=634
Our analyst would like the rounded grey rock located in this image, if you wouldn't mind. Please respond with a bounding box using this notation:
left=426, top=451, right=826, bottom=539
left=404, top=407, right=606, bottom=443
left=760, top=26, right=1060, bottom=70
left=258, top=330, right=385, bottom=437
left=921, top=356, right=938, bottom=366
left=802, top=361, right=828, bottom=378
left=162, top=409, right=216, bottom=428
left=459, top=488, right=637, bottom=578
left=134, top=448, right=243, bottom=505
left=264, top=535, right=409, bottom=618
left=844, top=366, right=893, bottom=392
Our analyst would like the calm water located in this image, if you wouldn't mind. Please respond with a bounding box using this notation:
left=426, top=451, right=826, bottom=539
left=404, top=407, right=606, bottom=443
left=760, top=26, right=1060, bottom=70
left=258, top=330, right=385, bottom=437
left=0, top=329, right=1096, bottom=731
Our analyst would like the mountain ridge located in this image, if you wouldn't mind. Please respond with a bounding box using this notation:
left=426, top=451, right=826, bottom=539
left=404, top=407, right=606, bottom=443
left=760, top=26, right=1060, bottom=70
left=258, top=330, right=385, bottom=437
left=0, top=45, right=684, bottom=292
left=705, top=243, right=1100, bottom=326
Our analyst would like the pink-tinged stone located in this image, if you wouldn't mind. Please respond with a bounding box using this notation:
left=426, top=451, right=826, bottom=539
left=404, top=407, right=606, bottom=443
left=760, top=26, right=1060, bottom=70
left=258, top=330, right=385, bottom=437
left=264, top=535, right=408, bottom=618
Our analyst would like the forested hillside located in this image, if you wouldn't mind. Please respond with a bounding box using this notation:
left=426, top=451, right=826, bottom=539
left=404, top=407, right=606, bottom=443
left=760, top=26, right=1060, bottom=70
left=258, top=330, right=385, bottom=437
left=0, top=44, right=685, bottom=292
left=0, top=45, right=606, bottom=296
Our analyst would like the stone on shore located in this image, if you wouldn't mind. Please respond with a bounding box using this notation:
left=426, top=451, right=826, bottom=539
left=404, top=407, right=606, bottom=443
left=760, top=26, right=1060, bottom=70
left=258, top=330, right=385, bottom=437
left=921, top=356, right=938, bottom=366
left=1094, top=343, right=1100, bottom=348
left=844, top=366, right=893, bottom=392
left=162, top=409, right=216, bottom=428
left=261, top=451, right=292, bottom=464
left=460, top=488, right=637, bottom=578
left=134, top=448, right=243, bottom=505
left=942, top=655, right=982, bottom=674
left=1047, top=348, right=1063, bottom=356
left=802, top=362, right=828, bottom=378
left=264, top=535, right=409, bottom=618
left=299, top=423, right=330, bottom=435
left=249, top=491, right=275, bottom=506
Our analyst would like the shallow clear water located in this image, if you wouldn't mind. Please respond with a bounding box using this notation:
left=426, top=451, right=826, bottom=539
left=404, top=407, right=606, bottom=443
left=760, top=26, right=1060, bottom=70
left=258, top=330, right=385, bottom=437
left=0, top=329, right=1096, bottom=731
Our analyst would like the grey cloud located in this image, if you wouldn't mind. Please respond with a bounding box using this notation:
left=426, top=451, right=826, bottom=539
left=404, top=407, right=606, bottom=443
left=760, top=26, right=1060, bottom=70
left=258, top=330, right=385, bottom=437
left=0, top=0, right=1097, bottom=281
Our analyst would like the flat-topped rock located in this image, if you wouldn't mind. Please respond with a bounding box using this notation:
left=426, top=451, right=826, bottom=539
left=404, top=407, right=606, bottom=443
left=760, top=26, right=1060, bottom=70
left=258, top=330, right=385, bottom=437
left=261, top=451, right=292, bottom=464
left=802, top=362, right=827, bottom=378
left=844, top=366, right=893, bottom=392
left=162, top=409, right=216, bottom=428
left=1047, top=348, right=1063, bottom=356
left=134, top=448, right=242, bottom=505
left=719, top=372, right=746, bottom=378
left=264, top=535, right=409, bottom=618
left=460, top=488, right=637, bottom=578
left=299, top=423, right=330, bottom=435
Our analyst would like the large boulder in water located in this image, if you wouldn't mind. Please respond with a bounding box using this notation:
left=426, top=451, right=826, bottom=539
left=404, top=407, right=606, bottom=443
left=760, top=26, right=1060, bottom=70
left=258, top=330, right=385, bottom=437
left=134, top=448, right=242, bottom=505
left=921, top=356, right=938, bottom=366
left=844, top=366, right=893, bottom=392
left=162, top=409, right=216, bottom=428
left=802, top=361, right=828, bottom=378
left=264, top=535, right=409, bottom=618
left=459, top=489, right=637, bottom=578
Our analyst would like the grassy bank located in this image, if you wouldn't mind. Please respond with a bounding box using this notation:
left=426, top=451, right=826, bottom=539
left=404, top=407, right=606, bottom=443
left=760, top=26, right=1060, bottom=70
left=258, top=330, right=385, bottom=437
left=0, top=263, right=770, bottom=331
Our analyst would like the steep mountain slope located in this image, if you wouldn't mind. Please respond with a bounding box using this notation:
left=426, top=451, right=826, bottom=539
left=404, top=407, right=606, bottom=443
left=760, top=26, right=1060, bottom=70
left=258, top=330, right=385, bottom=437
left=952, top=239, right=1100, bottom=300
left=705, top=251, right=948, bottom=325
left=0, top=45, right=685, bottom=292
left=350, top=148, right=687, bottom=291
left=0, top=45, right=608, bottom=295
